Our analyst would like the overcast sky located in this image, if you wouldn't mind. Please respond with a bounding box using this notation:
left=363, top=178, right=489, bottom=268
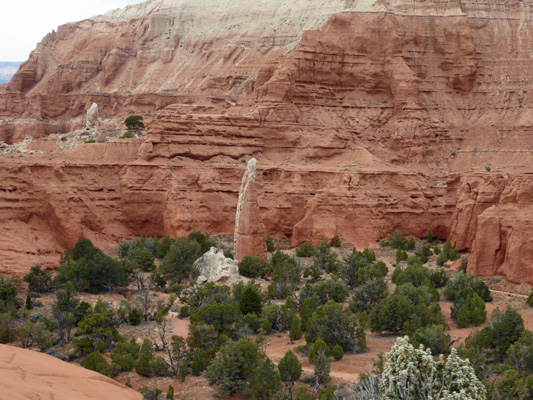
left=1, top=0, right=145, bottom=61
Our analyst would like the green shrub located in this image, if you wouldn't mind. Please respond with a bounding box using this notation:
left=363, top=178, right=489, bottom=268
left=268, top=251, right=300, bottom=298
left=191, top=348, right=209, bottom=376
left=527, top=289, right=533, bottom=307
left=124, top=115, right=145, bottom=130
left=135, top=339, right=169, bottom=377
left=55, top=239, right=126, bottom=293
left=85, top=139, right=96, bottom=144
left=289, top=317, right=302, bottom=342
left=331, top=344, right=344, bottom=361
left=396, top=249, right=408, bottom=263
left=349, top=278, right=388, bottom=314
left=409, top=324, right=450, bottom=355
left=207, top=339, right=275, bottom=398
left=24, top=264, right=53, bottom=293
left=332, top=235, right=341, bottom=247
left=371, top=261, right=388, bottom=278
left=238, top=286, right=262, bottom=316
left=296, top=242, right=316, bottom=257
left=166, top=385, right=174, bottom=399
left=266, top=234, right=275, bottom=252
left=444, top=272, right=492, bottom=302
left=179, top=305, right=190, bottom=318
left=456, top=292, right=486, bottom=328
left=128, top=308, right=142, bottom=325
left=380, top=231, right=415, bottom=250
left=436, top=252, right=448, bottom=266
left=159, top=238, right=202, bottom=283
left=120, top=131, right=134, bottom=139
left=84, top=352, right=115, bottom=377
left=306, top=301, right=364, bottom=352
left=238, top=255, right=262, bottom=278
left=362, top=248, right=376, bottom=263
left=430, top=268, right=448, bottom=288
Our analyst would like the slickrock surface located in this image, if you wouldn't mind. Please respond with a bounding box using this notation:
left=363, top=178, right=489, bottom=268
left=1, top=0, right=533, bottom=284
left=0, top=344, right=142, bottom=400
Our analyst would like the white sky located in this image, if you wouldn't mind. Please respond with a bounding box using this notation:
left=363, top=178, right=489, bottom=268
left=1, top=0, right=145, bottom=61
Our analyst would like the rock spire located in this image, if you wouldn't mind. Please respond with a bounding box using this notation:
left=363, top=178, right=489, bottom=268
left=234, top=158, right=267, bottom=261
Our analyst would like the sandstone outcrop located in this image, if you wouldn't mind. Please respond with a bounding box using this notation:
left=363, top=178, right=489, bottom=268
left=85, top=103, right=99, bottom=129
left=0, top=0, right=358, bottom=144
left=1, top=0, right=533, bottom=285
left=0, top=344, right=142, bottom=400
left=193, top=247, right=241, bottom=283
left=449, top=173, right=533, bottom=285
left=234, top=158, right=267, bottom=261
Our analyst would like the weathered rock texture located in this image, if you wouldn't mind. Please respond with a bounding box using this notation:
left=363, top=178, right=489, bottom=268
left=234, top=158, right=267, bottom=261
left=0, top=344, right=142, bottom=400
left=85, top=103, right=99, bottom=129
left=1, top=0, right=533, bottom=285
left=193, top=247, right=241, bottom=283
left=0, top=0, right=359, bottom=144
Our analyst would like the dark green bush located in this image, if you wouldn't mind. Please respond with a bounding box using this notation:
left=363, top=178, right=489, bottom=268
left=396, top=249, right=408, bottom=263
left=527, top=289, right=533, bottom=307
left=120, top=131, right=134, bottom=139
left=128, top=308, right=142, bottom=325
left=24, top=264, right=53, bottom=293
left=331, top=344, right=344, bottom=361
left=84, top=352, right=115, bottom=377
left=266, top=234, right=275, bottom=252
left=410, top=324, right=450, bottom=355
left=296, top=242, right=316, bottom=257
left=380, top=231, right=415, bottom=250
left=124, top=115, right=145, bottom=130
left=191, top=347, right=209, bottom=376
left=349, top=278, right=388, bottom=314
left=238, top=255, right=262, bottom=278
left=56, top=239, right=126, bottom=293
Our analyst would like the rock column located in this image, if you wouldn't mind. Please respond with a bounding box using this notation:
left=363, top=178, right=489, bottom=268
left=85, top=103, right=99, bottom=129
left=234, top=158, right=267, bottom=261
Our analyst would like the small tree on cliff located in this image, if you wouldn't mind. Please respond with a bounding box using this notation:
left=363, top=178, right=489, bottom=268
left=124, top=115, right=145, bottom=130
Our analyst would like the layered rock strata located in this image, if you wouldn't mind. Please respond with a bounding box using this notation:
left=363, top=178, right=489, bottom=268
left=1, top=0, right=533, bottom=285
left=0, top=0, right=359, bottom=143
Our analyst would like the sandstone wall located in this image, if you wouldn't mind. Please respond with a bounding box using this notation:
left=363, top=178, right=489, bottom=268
left=2, top=0, right=533, bottom=284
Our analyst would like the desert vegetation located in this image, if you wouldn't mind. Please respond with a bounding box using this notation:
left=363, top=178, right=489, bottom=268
left=0, top=230, right=532, bottom=399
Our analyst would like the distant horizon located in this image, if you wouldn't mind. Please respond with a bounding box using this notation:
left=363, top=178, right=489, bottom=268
left=1, top=0, right=145, bottom=61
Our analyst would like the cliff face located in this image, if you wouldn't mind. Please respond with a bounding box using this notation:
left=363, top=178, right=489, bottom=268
left=1, top=0, right=533, bottom=284
left=0, top=0, right=356, bottom=143
left=449, top=173, right=533, bottom=285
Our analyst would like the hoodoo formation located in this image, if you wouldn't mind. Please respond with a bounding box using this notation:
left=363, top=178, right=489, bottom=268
left=234, top=158, right=267, bottom=261
left=1, top=0, right=533, bottom=285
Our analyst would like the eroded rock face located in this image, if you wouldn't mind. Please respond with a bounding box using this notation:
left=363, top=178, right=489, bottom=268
left=449, top=173, right=533, bottom=285
left=0, top=0, right=356, bottom=143
left=193, top=247, right=241, bottom=283
left=234, top=159, right=267, bottom=261
left=1, top=0, right=533, bottom=286
left=0, top=344, right=141, bottom=400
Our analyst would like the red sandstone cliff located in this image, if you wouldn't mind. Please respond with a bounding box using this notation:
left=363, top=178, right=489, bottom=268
left=1, top=0, right=533, bottom=285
